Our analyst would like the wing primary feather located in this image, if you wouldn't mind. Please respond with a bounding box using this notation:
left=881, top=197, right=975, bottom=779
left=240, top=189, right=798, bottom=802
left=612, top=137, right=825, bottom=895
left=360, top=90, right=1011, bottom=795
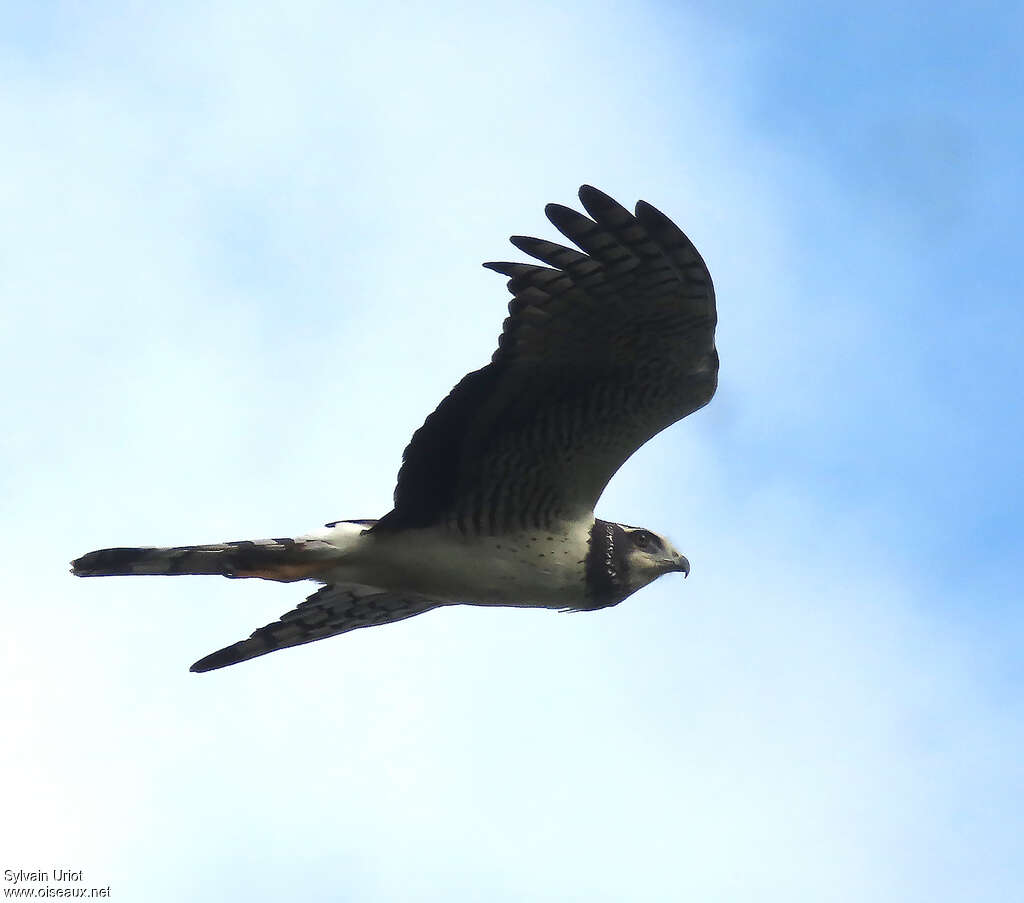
left=577, top=185, right=637, bottom=230
left=482, top=261, right=555, bottom=280
left=509, top=235, right=590, bottom=270
left=544, top=201, right=641, bottom=278
left=190, top=585, right=443, bottom=672
left=378, top=186, right=718, bottom=532
left=634, top=200, right=713, bottom=289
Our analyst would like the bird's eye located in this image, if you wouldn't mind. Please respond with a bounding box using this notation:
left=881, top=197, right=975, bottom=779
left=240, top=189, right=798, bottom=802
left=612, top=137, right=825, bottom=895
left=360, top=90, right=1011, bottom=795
left=633, top=530, right=652, bottom=549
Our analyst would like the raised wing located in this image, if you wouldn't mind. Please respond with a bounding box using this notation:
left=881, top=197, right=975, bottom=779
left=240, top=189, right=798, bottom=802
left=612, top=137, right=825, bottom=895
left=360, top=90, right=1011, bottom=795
left=190, top=584, right=443, bottom=672
left=375, top=186, right=717, bottom=535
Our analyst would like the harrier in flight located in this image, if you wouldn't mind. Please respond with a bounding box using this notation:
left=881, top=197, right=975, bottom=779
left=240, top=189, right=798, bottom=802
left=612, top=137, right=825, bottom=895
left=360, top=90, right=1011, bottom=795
left=72, top=186, right=718, bottom=671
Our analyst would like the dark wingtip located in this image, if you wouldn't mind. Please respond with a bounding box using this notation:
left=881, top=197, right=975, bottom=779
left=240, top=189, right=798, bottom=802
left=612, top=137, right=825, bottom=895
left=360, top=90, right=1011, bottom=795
left=577, top=185, right=637, bottom=228
left=577, top=184, right=611, bottom=205
left=507, top=235, right=535, bottom=252
left=70, top=551, right=96, bottom=576
left=70, top=548, right=136, bottom=577
left=190, top=645, right=245, bottom=673
left=634, top=198, right=671, bottom=225
left=190, top=637, right=274, bottom=673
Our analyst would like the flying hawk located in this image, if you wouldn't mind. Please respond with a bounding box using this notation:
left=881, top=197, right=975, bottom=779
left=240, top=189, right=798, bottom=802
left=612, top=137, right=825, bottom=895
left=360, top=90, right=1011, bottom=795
left=72, top=186, right=718, bottom=672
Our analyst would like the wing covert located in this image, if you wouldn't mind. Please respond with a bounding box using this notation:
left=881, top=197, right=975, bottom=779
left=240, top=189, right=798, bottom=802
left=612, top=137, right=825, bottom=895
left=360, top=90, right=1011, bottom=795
left=375, top=186, right=717, bottom=535
left=190, top=584, right=443, bottom=671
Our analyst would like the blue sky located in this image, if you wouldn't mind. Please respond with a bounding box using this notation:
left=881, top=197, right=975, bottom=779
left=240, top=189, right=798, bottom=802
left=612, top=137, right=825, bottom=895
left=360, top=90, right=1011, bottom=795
left=2, top=1, right=1021, bottom=900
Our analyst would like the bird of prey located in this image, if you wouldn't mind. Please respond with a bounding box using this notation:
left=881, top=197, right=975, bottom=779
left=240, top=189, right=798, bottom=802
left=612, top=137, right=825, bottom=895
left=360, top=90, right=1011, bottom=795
left=72, top=186, right=718, bottom=672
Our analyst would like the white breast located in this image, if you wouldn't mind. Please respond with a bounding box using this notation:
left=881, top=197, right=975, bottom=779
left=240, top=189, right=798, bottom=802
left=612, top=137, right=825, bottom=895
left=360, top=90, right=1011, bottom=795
left=309, top=520, right=593, bottom=608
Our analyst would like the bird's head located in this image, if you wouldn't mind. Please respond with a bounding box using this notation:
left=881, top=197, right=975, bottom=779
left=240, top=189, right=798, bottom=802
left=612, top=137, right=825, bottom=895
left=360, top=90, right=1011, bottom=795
left=587, top=520, right=690, bottom=606
left=617, top=525, right=690, bottom=590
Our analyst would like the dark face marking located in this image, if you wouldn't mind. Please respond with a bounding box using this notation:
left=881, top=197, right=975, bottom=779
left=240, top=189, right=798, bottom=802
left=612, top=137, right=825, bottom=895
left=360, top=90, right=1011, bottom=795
left=629, top=529, right=663, bottom=553
left=583, top=519, right=631, bottom=610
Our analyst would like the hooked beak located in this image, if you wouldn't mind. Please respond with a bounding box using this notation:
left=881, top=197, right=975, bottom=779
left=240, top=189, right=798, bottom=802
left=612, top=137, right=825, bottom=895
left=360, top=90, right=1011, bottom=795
left=672, top=553, right=690, bottom=578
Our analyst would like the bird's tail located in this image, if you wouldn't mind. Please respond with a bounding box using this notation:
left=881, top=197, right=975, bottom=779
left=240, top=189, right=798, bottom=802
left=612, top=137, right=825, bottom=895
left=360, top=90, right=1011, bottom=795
left=71, top=537, right=342, bottom=583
